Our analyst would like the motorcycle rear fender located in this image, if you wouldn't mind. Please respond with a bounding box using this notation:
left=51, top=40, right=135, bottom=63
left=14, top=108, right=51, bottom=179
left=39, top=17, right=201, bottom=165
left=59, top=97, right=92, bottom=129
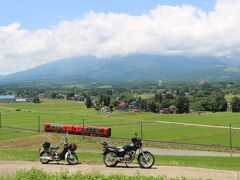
left=103, top=149, right=117, bottom=155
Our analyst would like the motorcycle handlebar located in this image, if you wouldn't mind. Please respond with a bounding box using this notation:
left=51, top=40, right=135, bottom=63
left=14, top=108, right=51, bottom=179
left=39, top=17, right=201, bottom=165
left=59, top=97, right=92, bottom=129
left=100, top=141, right=108, bottom=146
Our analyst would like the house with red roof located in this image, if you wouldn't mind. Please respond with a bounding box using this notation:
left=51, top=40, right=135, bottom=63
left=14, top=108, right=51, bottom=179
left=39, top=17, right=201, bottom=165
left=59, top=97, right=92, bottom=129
left=115, top=101, right=128, bottom=111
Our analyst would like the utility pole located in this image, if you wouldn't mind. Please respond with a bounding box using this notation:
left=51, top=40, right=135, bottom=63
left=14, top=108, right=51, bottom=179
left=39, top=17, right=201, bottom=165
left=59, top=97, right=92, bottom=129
left=82, top=119, right=85, bottom=141
left=0, top=112, right=2, bottom=128
left=38, top=116, right=41, bottom=133
left=230, top=124, right=232, bottom=157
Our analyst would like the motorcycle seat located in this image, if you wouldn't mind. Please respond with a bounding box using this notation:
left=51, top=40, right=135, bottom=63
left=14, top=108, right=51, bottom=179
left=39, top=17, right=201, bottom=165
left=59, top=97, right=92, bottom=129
left=50, top=146, right=59, bottom=150
left=108, top=146, right=124, bottom=152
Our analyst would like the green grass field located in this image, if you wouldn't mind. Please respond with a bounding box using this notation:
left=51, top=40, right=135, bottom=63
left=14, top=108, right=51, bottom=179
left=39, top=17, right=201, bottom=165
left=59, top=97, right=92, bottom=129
left=0, top=168, right=178, bottom=180
left=1, top=99, right=240, bottom=146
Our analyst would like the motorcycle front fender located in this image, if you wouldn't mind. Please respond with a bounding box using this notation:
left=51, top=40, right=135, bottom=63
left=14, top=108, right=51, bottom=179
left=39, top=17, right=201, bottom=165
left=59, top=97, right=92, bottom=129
left=65, top=151, right=76, bottom=159
left=65, top=151, right=70, bottom=160
left=137, top=151, right=151, bottom=161
left=39, top=148, right=45, bottom=154
left=102, top=150, right=109, bottom=155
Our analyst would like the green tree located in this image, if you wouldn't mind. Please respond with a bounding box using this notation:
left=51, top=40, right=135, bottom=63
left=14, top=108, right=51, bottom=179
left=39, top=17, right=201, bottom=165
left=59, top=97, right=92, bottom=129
left=213, top=95, right=227, bottom=112
left=99, top=95, right=111, bottom=106
left=33, top=96, right=40, bottom=103
left=154, top=93, right=163, bottom=103
left=66, top=92, right=75, bottom=100
left=231, top=96, right=240, bottom=112
left=49, top=92, right=57, bottom=99
left=85, top=96, right=93, bottom=108
left=176, top=96, right=189, bottom=113
left=165, top=93, right=174, bottom=99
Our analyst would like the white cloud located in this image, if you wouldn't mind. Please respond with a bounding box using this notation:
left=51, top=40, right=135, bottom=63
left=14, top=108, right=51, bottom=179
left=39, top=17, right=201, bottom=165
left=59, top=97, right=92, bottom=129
left=1, top=0, right=240, bottom=74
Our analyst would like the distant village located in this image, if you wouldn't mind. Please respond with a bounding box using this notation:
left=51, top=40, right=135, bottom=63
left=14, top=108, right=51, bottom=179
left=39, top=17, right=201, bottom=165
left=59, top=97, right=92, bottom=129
left=0, top=79, right=239, bottom=114
left=0, top=95, right=33, bottom=103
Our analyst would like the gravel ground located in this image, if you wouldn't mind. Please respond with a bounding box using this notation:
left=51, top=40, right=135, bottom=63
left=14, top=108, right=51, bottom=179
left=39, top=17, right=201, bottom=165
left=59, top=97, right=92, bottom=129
left=0, top=160, right=239, bottom=180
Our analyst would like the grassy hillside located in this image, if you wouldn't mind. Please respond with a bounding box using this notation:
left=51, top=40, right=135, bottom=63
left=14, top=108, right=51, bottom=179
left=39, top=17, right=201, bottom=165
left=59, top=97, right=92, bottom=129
left=3, top=55, right=239, bottom=83
left=1, top=99, right=240, bottom=146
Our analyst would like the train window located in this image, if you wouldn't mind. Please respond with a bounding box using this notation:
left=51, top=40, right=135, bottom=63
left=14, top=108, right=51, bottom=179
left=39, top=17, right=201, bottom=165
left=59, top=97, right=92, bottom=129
left=100, top=129, right=104, bottom=133
left=88, top=128, right=94, bottom=132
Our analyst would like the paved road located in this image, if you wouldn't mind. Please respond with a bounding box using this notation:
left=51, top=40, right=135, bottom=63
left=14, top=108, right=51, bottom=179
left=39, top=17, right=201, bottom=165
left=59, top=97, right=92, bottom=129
left=144, top=148, right=240, bottom=157
left=82, top=147, right=240, bottom=157
left=0, top=160, right=239, bottom=180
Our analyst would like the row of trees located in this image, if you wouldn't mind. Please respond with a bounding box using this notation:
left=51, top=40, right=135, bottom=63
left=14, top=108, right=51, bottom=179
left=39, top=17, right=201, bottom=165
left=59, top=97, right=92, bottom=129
left=84, top=91, right=240, bottom=114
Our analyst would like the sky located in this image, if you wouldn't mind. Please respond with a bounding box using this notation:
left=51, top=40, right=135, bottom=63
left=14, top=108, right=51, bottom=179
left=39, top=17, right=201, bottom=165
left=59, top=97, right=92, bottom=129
left=0, top=0, right=216, bottom=30
left=1, top=0, right=240, bottom=75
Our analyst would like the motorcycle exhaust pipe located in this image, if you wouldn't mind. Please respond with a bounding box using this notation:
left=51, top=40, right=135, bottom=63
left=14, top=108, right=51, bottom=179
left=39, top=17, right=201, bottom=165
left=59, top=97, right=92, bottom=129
left=39, top=157, right=52, bottom=160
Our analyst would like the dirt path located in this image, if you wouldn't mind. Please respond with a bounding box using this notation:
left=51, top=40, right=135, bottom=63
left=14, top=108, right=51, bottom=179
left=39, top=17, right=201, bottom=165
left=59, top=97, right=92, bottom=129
left=156, top=120, right=240, bottom=130
left=0, top=160, right=239, bottom=180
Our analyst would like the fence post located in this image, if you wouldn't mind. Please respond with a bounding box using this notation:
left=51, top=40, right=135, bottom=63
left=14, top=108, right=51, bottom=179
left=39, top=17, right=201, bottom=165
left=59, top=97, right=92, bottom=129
left=38, top=116, right=40, bottom=133
left=0, top=112, right=2, bottom=128
left=140, top=122, right=143, bottom=139
left=230, top=124, right=232, bottom=157
left=82, top=119, right=85, bottom=141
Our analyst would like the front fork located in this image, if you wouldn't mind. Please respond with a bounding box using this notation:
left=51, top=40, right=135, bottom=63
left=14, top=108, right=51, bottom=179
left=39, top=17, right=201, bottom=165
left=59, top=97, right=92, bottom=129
left=65, top=150, right=75, bottom=160
left=139, top=147, right=147, bottom=160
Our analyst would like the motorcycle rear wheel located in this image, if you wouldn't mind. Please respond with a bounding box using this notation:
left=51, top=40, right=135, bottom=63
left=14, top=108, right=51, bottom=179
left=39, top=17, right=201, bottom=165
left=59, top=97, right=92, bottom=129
left=40, top=152, right=50, bottom=164
left=103, top=151, right=118, bottom=167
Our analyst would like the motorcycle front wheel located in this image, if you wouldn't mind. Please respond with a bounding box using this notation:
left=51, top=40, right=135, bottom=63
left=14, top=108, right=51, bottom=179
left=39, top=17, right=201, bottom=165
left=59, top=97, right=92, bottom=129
left=67, top=153, right=78, bottom=165
left=103, top=151, right=118, bottom=167
left=39, top=151, right=50, bottom=164
left=138, top=152, right=155, bottom=168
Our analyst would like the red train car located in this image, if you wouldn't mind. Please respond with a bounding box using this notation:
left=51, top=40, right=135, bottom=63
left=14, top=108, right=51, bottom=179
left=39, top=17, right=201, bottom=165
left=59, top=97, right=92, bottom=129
left=83, top=126, right=111, bottom=137
left=72, top=125, right=83, bottom=134
left=64, top=125, right=74, bottom=133
left=44, top=123, right=64, bottom=133
left=44, top=123, right=111, bottom=137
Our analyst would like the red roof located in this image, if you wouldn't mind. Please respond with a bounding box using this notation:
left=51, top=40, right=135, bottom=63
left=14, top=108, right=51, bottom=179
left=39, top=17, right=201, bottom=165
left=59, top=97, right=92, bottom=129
left=118, top=102, right=126, bottom=107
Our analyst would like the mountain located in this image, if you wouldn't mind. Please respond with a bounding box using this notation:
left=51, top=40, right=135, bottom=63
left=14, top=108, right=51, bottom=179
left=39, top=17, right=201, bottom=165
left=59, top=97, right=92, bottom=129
left=2, top=54, right=240, bottom=84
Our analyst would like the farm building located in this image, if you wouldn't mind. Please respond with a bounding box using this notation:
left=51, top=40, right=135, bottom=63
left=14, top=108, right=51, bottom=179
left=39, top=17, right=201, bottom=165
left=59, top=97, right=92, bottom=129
left=101, top=106, right=110, bottom=112
left=0, top=95, right=15, bottom=103
left=15, top=98, right=27, bottom=102
left=116, top=101, right=128, bottom=111
left=132, top=108, right=141, bottom=112
left=159, top=105, right=176, bottom=114
left=15, top=97, right=34, bottom=103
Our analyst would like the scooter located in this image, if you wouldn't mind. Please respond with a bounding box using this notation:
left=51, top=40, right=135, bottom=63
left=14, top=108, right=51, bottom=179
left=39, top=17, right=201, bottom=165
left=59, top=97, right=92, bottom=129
left=39, top=134, right=78, bottom=165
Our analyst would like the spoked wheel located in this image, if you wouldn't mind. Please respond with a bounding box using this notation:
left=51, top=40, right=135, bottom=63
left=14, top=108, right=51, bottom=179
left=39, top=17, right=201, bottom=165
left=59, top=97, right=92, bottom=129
left=138, top=152, right=155, bottom=168
left=103, top=151, right=118, bottom=167
left=39, top=152, right=50, bottom=164
left=67, top=153, right=78, bottom=165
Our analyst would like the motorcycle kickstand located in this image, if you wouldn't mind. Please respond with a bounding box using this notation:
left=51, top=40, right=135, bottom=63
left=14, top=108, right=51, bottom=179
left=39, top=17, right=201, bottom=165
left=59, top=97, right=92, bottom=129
left=125, top=163, right=128, bottom=167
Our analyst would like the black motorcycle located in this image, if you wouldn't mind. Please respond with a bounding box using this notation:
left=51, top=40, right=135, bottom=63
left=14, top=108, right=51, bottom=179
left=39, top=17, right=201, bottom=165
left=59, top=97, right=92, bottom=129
left=39, top=136, right=78, bottom=165
left=100, top=134, right=155, bottom=168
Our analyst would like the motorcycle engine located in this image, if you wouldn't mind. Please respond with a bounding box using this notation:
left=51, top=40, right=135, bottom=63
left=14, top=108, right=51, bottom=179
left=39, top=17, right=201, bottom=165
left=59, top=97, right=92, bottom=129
left=50, top=150, right=56, bottom=156
left=123, top=151, right=134, bottom=161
